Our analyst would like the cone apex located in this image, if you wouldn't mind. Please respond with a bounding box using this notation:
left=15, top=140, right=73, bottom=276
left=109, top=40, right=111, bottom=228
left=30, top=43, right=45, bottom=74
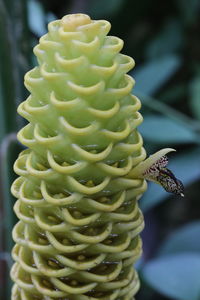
left=61, top=13, right=91, bottom=31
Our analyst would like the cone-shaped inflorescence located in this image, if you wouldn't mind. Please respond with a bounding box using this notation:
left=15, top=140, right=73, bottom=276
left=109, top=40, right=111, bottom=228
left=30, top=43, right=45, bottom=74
left=11, top=14, right=148, bottom=300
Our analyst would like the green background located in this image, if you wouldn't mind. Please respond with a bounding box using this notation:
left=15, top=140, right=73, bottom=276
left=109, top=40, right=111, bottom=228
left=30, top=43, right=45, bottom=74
left=0, top=0, right=200, bottom=299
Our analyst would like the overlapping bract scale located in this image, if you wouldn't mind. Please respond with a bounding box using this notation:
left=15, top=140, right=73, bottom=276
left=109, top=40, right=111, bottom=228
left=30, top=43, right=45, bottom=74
left=11, top=14, right=146, bottom=300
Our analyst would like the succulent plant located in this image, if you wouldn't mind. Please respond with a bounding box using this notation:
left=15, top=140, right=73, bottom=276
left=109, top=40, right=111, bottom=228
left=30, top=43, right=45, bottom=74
left=10, top=13, right=183, bottom=300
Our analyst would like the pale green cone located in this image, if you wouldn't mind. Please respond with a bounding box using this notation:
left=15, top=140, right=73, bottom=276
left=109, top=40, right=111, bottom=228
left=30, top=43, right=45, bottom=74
left=10, top=13, right=183, bottom=300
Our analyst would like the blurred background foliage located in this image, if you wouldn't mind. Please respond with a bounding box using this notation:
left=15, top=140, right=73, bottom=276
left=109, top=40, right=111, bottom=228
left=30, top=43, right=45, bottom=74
left=0, top=0, right=200, bottom=299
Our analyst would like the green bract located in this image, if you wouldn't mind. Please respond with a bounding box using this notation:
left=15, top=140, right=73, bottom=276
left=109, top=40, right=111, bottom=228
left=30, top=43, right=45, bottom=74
left=11, top=13, right=150, bottom=300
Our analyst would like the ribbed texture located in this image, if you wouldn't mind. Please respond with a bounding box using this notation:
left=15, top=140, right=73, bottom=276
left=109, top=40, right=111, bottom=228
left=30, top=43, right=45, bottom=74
left=11, top=14, right=147, bottom=300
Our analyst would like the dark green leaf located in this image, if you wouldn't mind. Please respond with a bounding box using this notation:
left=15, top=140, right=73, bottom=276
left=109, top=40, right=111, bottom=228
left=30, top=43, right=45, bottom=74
left=140, top=182, right=168, bottom=212
left=46, top=12, right=56, bottom=23
left=133, top=55, right=181, bottom=96
left=158, top=221, right=200, bottom=256
left=189, top=76, right=200, bottom=121
left=159, top=84, right=185, bottom=104
left=87, top=0, right=125, bottom=18
left=176, top=0, right=200, bottom=25
left=146, top=19, right=184, bottom=60
left=139, top=115, right=197, bottom=144
left=142, top=254, right=200, bottom=300
left=0, top=78, right=5, bottom=141
left=28, top=0, right=46, bottom=36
